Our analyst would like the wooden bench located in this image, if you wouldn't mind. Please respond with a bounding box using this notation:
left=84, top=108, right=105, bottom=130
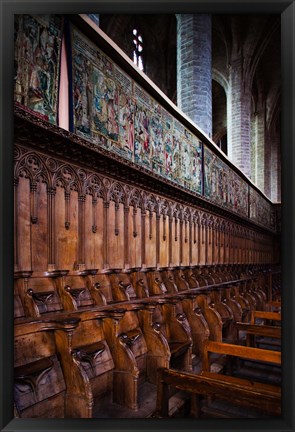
left=202, top=339, right=281, bottom=373
left=250, top=310, right=281, bottom=325
left=266, top=300, right=281, bottom=312
left=235, top=322, right=281, bottom=348
left=155, top=367, right=281, bottom=418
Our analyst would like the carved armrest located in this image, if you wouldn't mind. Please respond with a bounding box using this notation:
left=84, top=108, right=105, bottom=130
left=119, top=281, right=131, bottom=290
left=27, top=289, right=54, bottom=304
left=168, top=341, right=191, bottom=359
left=194, top=307, right=204, bottom=316
left=152, top=322, right=162, bottom=333
left=155, top=278, right=167, bottom=293
left=65, top=286, right=86, bottom=300
left=73, top=341, right=105, bottom=362
left=176, top=312, right=187, bottom=322
left=118, top=281, right=136, bottom=299
left=15, top=357, right=54, bottom=392
left=119, top=329, right=141, bottom=346
left=136, top=279, right=150, bottom=297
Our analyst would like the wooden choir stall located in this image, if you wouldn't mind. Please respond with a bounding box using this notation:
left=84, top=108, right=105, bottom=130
left=13, top=14, right=281, bottom=419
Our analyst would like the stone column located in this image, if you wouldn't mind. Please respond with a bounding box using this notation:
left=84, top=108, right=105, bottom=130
left=176, top=14, right=212, bottom=138
left=228, top=58, right=252, bottom=178
left=270, top=128, right=281, bottom=202
left=251, top=80, right=267, bottom=192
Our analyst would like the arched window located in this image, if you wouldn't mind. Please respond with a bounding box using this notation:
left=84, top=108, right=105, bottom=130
left=132, top=29, right=144, bottom=71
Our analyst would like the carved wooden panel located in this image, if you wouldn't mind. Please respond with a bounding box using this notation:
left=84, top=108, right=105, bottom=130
left=14, top=144, right=276, bottom=276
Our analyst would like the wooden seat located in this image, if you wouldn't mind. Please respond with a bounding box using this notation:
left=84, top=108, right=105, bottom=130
left=172, top=268, right=191, bottom=291
left=192, top=268, right=208, bottom=287
left=62, top=275, right=96, bottom=309
left=13, top=263, right=282, bottom=418
left=169, top=341, right=192, bottom=359
left=130, top=270, right=150, bottom=298
left=146, top=270, right=168, bottom=295
left=15, top=272, right=65, bottom=318
left=177, top=293, right=210, bottom=359
left=202, top=339, right=281, bottom=374
left=155, top=367, right=281, bottom=418
left=235, top=322, right=281, bottom=348
left=161, top=269, right=179, bottom=293
left=250, top=310, right=281, bottom=325
left=110, top=272, right=138, bottom=302
left=183, top=268, right=199, bottom=289
left=14, top=317, right=80, bottom=418
left=196, top=294, right=223, bottom=342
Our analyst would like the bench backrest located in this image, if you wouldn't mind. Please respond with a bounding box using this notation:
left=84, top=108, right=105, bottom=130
left=202, top=339, right=281, bottom=372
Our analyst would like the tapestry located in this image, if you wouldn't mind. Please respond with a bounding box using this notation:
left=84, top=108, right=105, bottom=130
left=204, top=147, right=248, bottom=217
left=72, top=27, right=134, bottom=160
left=204, top=147, right=225, bottom=206
left=14, top=15, right=63, bottom=124
left=250, top=188, right=274, bottom=229
left=134, top=84, right=158, bottom=171
left=173, top=120, right=202, bottom=193
left=71, top=26, right=203, bottom=192
left=228, top=169, right=248, bottom=217
left=70, top=25, right=275, bottom=229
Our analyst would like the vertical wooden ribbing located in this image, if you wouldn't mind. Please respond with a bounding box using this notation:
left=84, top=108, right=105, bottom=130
left=114, top=202, right=119, bottom=236
left=133, top=207, right=137, bottom=238
left=92, top=196, right=97, bottom=233
left=141, top=210, right=146, bottom=266
left=156, top=213, right=160, bottom=267
left=205, top=223, right=208, bottom=264
left=78, top=194, right=86, bottom=269
left=30, top=182, right=38, bottom=224
left=65, top=190, right=70, bottom=230
left=149, top=210, right=153, bottom=240
left=179, top=219, right=183, bottom=264
left=14, top=178, right=19, bottom=270
left=163, top=215, right=166, bottom=241
left=189, top=219, right=192, bottom=264
left=169, top=215, right=173, bottom=266
left=124, top=206, right=130, bottom=267
left=103, top=201, right=109, bottom=269
left=47, top=186, right=56, bottom=271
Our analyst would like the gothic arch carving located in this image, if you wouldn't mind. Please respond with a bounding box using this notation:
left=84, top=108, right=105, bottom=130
left=108, top=181, right=126, bottom=205
left=128, top=187, right=143, bottom=209
left=85, top=173, right=104, bottom=199
left=15, top=152, right=50, bottom=187
left=53, top=164, right=80, bottom=194
left=146, top=193, right=159, bottom=213
left=159, top=199, right=171, bottom=216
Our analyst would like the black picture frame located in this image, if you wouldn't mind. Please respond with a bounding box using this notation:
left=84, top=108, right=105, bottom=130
left=1, top=1, right=294, bottom=431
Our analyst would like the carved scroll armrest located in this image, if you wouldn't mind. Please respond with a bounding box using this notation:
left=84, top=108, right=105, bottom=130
left=221, top=299, right=234, bottom=319
left=15, top=357, right=54, bottom=392
left=49, top=316, right=81, bottom=330
left=152, top=322, right=162, bottom=333
left=27, top=289, right=54, bottom=304
left=119, top=329, right=141, bottom=346
left=92, top=282, right=107, bottom=305
left=72, top=341, right=106, bottom=371
left=65, top=286, right=86, bottom=300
